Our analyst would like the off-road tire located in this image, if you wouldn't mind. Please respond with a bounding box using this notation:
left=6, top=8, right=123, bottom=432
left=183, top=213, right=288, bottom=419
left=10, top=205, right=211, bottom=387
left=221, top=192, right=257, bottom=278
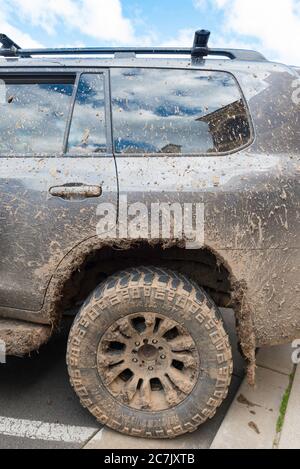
left=67, top=266, right=233, bottom=439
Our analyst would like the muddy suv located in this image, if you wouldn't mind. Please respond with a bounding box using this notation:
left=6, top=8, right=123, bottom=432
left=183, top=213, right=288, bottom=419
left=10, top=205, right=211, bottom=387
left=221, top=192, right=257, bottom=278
left=0, top=30, right=299, bottom=439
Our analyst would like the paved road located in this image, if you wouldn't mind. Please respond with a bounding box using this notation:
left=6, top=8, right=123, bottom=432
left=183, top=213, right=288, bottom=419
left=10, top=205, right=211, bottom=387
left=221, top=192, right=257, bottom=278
left=0, top=310, right=244, bottom=449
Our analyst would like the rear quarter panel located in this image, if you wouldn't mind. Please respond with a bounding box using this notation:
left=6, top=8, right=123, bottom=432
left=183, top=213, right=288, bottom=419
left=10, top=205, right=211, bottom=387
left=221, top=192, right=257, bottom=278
left=116, top=62, right=300, bottom=346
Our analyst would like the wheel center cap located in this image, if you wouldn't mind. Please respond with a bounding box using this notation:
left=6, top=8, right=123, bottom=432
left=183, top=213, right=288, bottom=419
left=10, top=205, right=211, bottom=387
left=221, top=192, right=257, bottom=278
left=138, top=344, right=158, bottom=361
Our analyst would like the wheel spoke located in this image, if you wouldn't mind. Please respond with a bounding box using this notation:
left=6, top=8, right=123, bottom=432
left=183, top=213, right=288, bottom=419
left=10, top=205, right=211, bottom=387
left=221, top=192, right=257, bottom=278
left=98, top=353, right=125, bottom=367
left=167, top=368, right=194, bottom=394
left=118, top=317, right=139, bottom=338
left=102, top=362, right=127, bottom=385
left=102, top=328, right=127, bottom=344
left=156, top=318, right=176, bottom=337
left=171, top=352, right=198, bottom=369
left=144, top=313, right=156, bottom=334
left=120, top=375, right=140, bottom=403
left=168, top=335, right=195, bottom=352
left=140, top=379, right=152, bottom=409
left=160, top=375, right=180, bottom=406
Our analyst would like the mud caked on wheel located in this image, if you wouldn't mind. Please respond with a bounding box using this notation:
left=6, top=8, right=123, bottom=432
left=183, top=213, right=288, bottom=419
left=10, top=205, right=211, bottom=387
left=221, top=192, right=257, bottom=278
left=67, top=266, right=233, bottom=439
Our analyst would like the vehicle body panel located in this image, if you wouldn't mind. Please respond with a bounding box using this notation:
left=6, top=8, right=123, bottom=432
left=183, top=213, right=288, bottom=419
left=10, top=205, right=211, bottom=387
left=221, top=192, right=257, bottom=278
left=0, top=67, right=118, bottom=311
left=0, top=56, right=298, bottom=348
left=0, top=156, right=118, bottom=310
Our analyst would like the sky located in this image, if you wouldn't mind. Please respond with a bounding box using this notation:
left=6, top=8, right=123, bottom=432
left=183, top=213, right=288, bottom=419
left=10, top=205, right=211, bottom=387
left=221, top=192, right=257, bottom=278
left=0, top=0, right=300, bottom=65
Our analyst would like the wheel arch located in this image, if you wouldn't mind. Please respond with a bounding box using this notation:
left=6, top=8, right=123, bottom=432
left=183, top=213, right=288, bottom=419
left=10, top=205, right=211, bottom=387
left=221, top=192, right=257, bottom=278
left=43, top=237, right=256, bottom=382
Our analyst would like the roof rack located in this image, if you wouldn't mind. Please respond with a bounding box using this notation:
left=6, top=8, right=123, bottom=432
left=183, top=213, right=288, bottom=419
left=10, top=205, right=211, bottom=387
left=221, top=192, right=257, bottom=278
left=0, top=30, right=267, bottom=62
left=0, top=33, right=22, bottom=56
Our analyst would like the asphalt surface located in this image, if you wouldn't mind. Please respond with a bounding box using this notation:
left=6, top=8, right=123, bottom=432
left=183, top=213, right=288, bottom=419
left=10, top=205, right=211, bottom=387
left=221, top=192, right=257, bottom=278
left=0, top=310, right=244, bottom=449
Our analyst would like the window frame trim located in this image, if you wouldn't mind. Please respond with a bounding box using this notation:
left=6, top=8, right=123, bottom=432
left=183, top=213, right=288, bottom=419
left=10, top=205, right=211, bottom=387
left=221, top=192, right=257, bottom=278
left=64, top=70, right=112, bottom=155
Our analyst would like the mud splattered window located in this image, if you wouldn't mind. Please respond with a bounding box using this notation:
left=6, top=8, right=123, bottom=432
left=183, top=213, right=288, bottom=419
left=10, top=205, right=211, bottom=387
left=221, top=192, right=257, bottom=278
left=0, top=75, right=74, bottom=155
left=111, top=68, right=251, bottom=154
left=67, top=73, right=107, bottom=155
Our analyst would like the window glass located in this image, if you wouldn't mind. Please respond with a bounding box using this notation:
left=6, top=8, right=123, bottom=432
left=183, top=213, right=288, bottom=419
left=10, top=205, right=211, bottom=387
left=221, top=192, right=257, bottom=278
left=67, top=73, right=107, bottom=154
left=0, top=75, right=74, bottom=155
left=111, top=68, right=251, bottom=154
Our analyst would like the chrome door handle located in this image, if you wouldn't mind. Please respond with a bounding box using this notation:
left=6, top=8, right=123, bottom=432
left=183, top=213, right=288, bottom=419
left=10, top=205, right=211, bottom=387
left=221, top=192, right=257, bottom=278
left=49, top=183, right=102, bottom=199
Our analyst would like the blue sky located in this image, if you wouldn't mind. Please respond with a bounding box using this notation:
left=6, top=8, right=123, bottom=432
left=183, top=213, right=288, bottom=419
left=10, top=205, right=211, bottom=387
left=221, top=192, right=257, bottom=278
left=0, top=0, right=300, bottom=64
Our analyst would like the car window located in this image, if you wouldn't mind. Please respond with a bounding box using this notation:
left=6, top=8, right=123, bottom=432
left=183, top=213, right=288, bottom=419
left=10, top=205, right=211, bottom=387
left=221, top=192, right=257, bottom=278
left=0, top=75, right=74, bottom=156
left=67, top=73, right=107, bottom=155
left=111, top=68, right=251, bottom=155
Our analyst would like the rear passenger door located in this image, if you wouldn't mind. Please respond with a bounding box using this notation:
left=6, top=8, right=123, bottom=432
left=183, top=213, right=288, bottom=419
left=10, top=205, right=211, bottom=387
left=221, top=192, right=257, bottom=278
left=110, top=67, right=252, bottom=247
left=0, top=69, right=118, bottom=313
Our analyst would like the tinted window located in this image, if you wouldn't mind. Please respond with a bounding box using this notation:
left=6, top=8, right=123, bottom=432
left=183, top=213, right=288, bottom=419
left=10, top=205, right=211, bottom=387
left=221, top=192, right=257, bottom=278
left=111, top=68, right=251, bottom=154
left=0, top=75, right=74, bottom=155
left=67, top=73, right=107, bottom=154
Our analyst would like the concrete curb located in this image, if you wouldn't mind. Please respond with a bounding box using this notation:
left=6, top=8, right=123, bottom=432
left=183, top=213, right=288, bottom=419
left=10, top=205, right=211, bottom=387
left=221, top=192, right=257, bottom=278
left=278, top=364, right=300, bottom=449
left=210, top=344, right=294, bottom=449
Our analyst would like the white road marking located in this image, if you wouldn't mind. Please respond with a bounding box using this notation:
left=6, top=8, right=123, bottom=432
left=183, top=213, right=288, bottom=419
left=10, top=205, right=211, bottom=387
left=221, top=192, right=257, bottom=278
left=0, top=416, right=98, bottom=443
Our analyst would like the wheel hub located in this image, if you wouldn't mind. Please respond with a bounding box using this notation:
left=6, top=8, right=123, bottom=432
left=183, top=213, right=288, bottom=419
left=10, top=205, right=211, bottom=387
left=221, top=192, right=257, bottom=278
left=138, top=343, right=158, bottom=361
left=97, top=312, right=200, bottom=411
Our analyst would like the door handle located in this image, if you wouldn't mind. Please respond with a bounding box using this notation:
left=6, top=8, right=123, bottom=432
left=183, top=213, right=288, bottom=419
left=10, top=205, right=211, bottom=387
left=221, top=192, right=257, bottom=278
left=49, top=183, right=102, bottom=199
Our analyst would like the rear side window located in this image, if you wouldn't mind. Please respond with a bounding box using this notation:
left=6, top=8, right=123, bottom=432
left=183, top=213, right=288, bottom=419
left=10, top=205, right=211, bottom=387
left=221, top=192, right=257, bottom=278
left=0, top=75, right=74, bottom=155
left=111, top=68, right=251, bottom=155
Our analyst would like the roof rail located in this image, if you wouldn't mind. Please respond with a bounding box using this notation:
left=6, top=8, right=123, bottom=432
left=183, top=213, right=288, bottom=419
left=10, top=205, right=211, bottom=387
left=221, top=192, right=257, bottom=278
left=0, top=33, right=22, bottom=56
left=0, top=30, right=267, bottom=62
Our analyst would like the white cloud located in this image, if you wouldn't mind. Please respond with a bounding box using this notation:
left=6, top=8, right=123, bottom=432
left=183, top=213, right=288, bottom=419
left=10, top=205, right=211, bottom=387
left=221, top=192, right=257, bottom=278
left=162, top=28, right=195, bottom=47
left=10, top=0, right=134, bottom=42
left=1, top=0, right=299, bottom=64
left=163, top=27, right=258, bottom=52
left=192, top=0, right=207, bottom=8
left=1, top=0, right=155, bottom=46
left=0, top=10, right=42, bottom=47
left=194, top=0, right=300, bottom=64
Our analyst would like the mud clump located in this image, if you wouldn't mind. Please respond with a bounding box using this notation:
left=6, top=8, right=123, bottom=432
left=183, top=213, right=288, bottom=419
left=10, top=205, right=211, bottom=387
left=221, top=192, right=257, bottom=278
left=0, top=319, right=51, bottom=356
